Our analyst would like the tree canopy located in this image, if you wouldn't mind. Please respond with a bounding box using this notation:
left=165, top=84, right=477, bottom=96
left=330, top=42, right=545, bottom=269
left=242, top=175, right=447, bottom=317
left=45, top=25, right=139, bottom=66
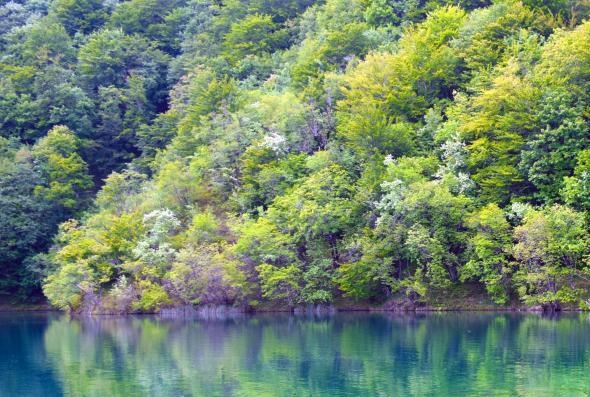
left=3, top=0, right=590, bottom=312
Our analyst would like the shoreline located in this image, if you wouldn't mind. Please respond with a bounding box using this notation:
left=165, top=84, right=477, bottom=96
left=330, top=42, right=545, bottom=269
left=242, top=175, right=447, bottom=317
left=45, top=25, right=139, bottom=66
left=1, top=301, right=585, bottom=315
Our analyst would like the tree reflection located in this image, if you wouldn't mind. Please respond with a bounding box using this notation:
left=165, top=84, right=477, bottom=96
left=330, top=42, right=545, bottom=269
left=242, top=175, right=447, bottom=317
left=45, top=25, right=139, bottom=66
left=43, top=313, right=590, bottom=396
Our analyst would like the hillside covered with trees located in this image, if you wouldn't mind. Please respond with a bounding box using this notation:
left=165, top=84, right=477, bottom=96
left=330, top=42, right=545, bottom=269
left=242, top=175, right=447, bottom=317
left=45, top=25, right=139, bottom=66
left=2, top=0, right=590, bottom=313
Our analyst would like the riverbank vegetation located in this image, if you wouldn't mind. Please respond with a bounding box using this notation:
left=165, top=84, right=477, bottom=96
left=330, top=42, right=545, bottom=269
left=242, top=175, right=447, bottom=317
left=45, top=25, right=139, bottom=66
left=3, top=0, right=590, bottom=313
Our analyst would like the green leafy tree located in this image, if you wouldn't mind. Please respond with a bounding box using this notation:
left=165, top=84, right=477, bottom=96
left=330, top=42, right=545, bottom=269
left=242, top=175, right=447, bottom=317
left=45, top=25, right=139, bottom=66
left=457, top=60, right=539, bottom=204
left=562, top=149, right=590, bottom=212
left=461, top=204, right=512, bottom=304
left=230, top=216, right=299, bottom=305
left=132, top=209, right=180, bottom=279
left=43, top=208, right=145, bottom=311
left=43, top=260, right=93, bottom=311
left=452, top=2, right=549, bottom=73
left=519, top=89, right=589, bottom=203
left=222, top=14, right=289, bottom=62
left=0, top=146, right=53, bottom=296
left=338, top=155, right=470, bottom=300
left=108, top=0, right=188, bottom=55
left=268, top=164, right=359, bottom=266
left=5, top=16, right=75, bottom=67
left=50, top=0, right=107, bottom=36
left=77, top=29, right=170, bottom=104
left=337, top=7, right=466, bottom=159
left=31, top=125, right=93, bottom=215
left=257, top=263, right=302, bottom=306
left=513, top=205, right=589, bottom=308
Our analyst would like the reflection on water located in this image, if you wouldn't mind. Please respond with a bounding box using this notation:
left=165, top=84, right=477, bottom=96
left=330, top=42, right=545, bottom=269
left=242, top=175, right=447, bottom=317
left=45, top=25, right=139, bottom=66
left=2, top=312, right=590, bottom=396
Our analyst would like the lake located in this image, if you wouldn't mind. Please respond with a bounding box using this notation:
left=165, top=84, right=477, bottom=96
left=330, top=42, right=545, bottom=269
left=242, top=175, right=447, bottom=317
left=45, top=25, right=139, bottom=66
left=1, top=312, right=590, bottom=396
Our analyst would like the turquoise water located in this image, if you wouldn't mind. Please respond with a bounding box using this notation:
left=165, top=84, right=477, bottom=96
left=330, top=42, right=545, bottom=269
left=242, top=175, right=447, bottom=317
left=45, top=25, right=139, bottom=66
left=1, top=312, right=590, bottom=396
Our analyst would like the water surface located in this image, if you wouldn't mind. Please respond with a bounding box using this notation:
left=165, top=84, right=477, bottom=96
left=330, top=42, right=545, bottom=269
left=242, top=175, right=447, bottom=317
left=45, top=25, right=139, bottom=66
left=1, top=312, right=590, bottom=396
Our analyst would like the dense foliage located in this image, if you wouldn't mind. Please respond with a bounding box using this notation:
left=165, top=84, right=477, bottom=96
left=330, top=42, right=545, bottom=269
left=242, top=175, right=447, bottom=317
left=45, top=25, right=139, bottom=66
left=3, top=0, right=590, bottom=311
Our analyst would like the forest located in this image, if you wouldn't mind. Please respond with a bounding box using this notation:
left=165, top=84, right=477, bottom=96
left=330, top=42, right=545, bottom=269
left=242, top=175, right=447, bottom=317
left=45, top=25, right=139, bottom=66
left=2, top=0, right=590, bottom=313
